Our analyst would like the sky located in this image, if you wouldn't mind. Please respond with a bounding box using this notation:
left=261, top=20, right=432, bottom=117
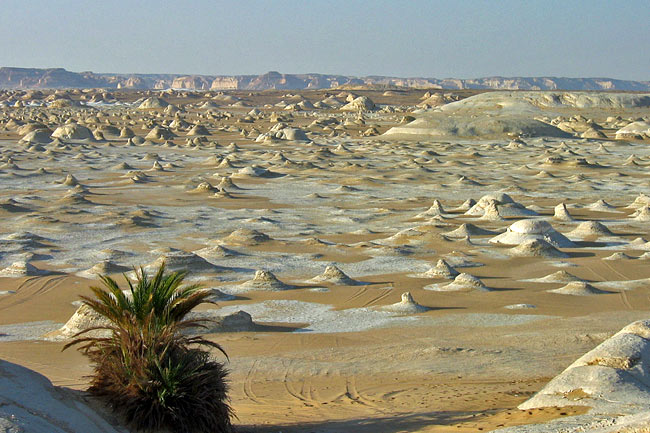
left=0, top=0, right=648, bottom=80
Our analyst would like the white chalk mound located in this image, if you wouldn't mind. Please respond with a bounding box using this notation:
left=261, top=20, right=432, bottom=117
left=548, top=282, right=612, bottom=296
left=309, top=265, right=361, bottom=285
left=53, top=304, right=110, bottom=338
left=441, top=91, right=650, bottom=111
left=138, top=97, right=169, bottom=109
left=53, top=302, right=256, bottom=338
left=381, top=292, right=429, bottom=314
left=419, top=259, right=459, bottom=279
left=520, top=319, right=650, bottom=414
left=340, top=96, right=375, bottom=111
left=425, top=273, right=490, bottom=292
left=76, top=260, right=131, bottom=278
left=220, top=228, right=272, bottom=245
left=383, top=114, right=571, bottom=140
left=444, top=223, right=498, bottom=238
left=567, top=221, right=613, bottom=238
left=238, top=270, right=293, bottom=291
left=490, top=219, right=575, bottom=248
left=148, top=250, right=223, bottom=274
left=0, top=359, right=122, bottom=433
left=529, top=270, right=585, bottom=283
left=0, top=260, right=51, bottom=277
left=553, top=203, right=575, bottom=221
left=51, top=123, right=94, bottom=141
left=465, top=193, right=537, bottom=218
left=20, top=130, right=53, bottom=144
left=508, top=239, right=569, bottom=258
left=384, top=91, right=650, bottom=140
left=616, top=121, right=650, bottom=139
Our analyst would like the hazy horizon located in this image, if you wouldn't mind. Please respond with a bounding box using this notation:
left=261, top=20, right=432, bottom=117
left=2, top=66, right=649, bottom=82
left=1, top=0, right=648, bottom=81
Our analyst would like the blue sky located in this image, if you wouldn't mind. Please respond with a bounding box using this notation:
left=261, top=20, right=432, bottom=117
left=1, top=0, right=648, bottom=79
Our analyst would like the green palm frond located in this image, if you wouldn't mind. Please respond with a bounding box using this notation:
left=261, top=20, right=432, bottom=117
left=64, top=262, right=232, bottom=432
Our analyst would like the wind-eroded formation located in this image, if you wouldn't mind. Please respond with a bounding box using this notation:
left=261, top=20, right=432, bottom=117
left=0, top=87, right=649, bottom=432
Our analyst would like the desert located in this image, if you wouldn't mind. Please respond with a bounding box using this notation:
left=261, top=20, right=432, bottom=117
left=0, top=83, right=648, bottom=432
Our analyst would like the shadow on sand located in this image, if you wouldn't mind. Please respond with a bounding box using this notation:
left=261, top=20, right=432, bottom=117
left=237, top=409, right=491, bottom=433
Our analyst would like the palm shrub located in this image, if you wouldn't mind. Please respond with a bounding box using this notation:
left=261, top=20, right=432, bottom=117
left=64, top=263, right=233, bottom=433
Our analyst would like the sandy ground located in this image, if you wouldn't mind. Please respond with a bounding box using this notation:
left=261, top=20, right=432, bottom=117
left=0, top=88, right=649, bottom=432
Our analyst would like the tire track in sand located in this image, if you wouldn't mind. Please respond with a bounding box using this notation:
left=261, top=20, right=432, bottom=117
left=283, top=360, right=319, bottom=407
left=243, top=358, right=263, bottom=404
left=361, top=289, right=392, bottom=308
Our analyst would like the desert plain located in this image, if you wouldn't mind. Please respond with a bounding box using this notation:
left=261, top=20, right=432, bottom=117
left=0, top=87, right=649, bottom=432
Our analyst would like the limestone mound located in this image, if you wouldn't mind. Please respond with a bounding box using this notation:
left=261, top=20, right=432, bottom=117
left=444, top=223, right=498, bottom=238
left=549, top=282, right=612, bottom=296
left=629, top=194, right=650, bottom=209
left=479, top=199, right=504, bottom=221
left=76, top=260, right=131, bottom=278
left=554, top=203, right=575, bottom=221
left=615, top=121, right=650, bottom=139
left=530, top=270, right=586, bottom=283
left=0, top=198, right=33, bottom=213
left=192, top=182, right=217, bottom=193
left=568, top=221, right=614, bottom=238
left=603, top=252, right=633, bottom=261
left=220, top=228, right=272, bottom=245
left=2, top=232, right=52, bottom=249
left=490, top=219, right=575, bottom=248
left=277, top=127, right=309, bottom=141
left=308, top=265, right=362, bottom=285
left=465, top=193, right=537, bottom=218
left=381, top=292, right=430, bottom=314
left=145, top=126, right=175, bottom=141
left=194, top=245, right=241, bottom=259
left=20, top=130, right=53, bottom=144
left=53, top=303, right=255, bottom=338
left=53, top=304, right=110, bottom=338
left=148, top=250, right=223, bottom=273
left=137, top=97, right=169, bottom=109
left=51, top=123, right=94, bottom=141
left=416, top=199, right=446, bottom=217
left=256, top=127, right=309, bottom=142
left=57, top=173, right=79, bottom=186
left=457, top=91, right=650, bottom=111
left=508, top=239, right=569, bottom=258
left=238, top=270, right=293, bottom=291
left=383, top=114, right=571, bottom=140
left=193, top=310, right=257, bottom=333
left=186, top=124, right=210, bottom=136
left=385, top=91, right=650, bottom=141
left=0, top=359, right=122, bottom=433
left=0, top=260, right=51, bottom=277
left=632, top=206, right=650, bottom=222
left=581, top=127, right=608, bottom=139
left=216, top=176, right=240, bottom=190
left=340, top=96, right=375, bottom=111
left=425, top=273, right=490, bottom=292
left=519, top=319, right=650, bottom=414
left=586, top=199, right=619, bottom=212
left=418, top=259, right=460, bottom=279
left=111, top=161, right=134, bottom=170
left=232, top=165, right=279, bottom=178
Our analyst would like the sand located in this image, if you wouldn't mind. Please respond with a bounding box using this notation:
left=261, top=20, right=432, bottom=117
left=0, top=87, right=649, bottom=432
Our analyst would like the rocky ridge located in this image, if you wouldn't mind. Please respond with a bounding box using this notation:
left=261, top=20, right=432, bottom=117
left=1, top=67, right=648, bottom=91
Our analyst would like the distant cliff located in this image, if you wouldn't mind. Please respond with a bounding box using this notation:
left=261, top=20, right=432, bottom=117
left=0, top=67, right=648, bottom=91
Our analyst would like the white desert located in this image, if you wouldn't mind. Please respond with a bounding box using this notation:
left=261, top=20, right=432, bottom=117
left=0, top=86, right=648, bottom=433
